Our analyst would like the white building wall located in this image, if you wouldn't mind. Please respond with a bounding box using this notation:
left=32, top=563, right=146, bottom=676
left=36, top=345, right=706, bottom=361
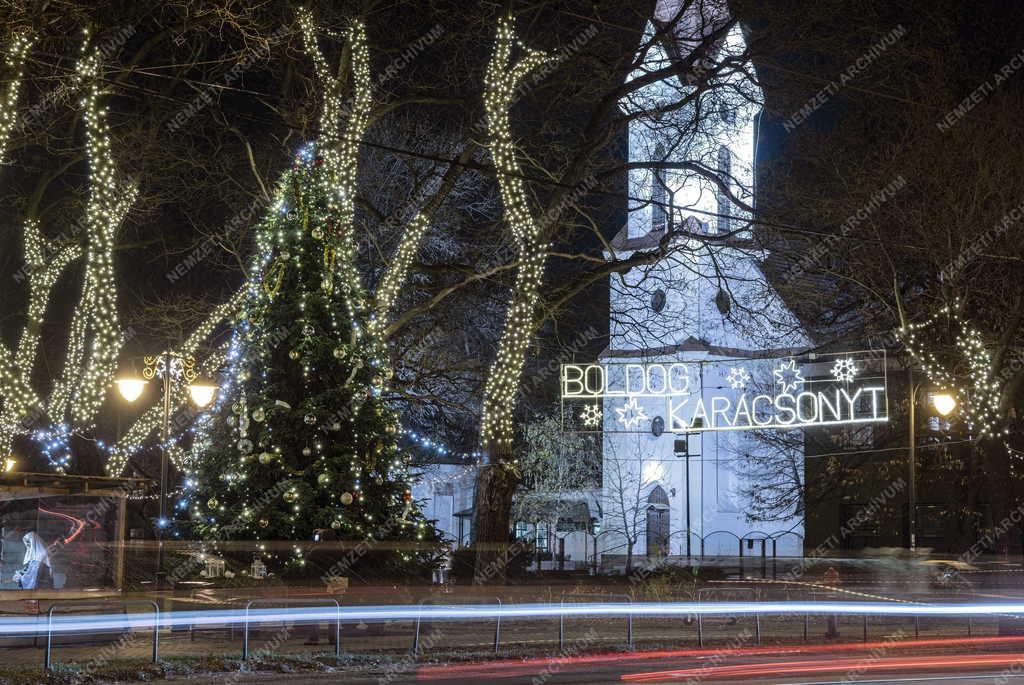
left=600, top=4, right=806, bottom=565
left=411, top=463, right=477, bottom=547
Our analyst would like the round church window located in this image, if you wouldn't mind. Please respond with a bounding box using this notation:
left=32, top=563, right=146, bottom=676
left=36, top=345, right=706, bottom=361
left=715, top=288, right=731, bottom=315
left=651, top=416, right=665, bottom=437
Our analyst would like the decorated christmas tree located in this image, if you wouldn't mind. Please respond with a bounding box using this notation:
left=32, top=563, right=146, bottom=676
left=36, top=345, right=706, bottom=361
left=190, top=147, right=442, bottom=578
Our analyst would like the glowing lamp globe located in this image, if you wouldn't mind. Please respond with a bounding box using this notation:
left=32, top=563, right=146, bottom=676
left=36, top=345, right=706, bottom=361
left=932, top=392, right=957, bottom=417
left=188, top=383, right=218, bottom=408
left=115, top=377, right=147, bottom=402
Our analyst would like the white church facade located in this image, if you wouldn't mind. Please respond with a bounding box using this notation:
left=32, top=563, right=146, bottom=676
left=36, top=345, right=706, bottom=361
left=594, top=0, right=808, bottom=563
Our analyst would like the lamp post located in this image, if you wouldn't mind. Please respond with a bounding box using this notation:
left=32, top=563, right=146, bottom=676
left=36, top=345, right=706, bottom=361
left=907, top=367, right=957, bottom=551
left=116, top=352, right=218, bottom=587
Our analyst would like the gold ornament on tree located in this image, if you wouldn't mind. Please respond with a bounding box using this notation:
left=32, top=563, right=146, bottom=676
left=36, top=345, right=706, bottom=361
left=263, top=257, right=286, bottom=299
left=322, top=247, right=336, bottom=293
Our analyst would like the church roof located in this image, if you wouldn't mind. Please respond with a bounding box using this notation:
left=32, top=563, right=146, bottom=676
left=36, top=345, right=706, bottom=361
left=653, top=0, right=733, bottom=81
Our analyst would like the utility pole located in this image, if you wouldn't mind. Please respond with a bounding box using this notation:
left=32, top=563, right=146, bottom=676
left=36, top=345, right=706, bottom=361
left=908, top=366, right=917, bottom=552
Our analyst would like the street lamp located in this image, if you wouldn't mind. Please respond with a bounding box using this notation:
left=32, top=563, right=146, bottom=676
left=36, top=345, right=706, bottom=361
left=931, top=392, right=958, bottom=417
left=115, top=377, right=147, bottom=402
left=115, top=352, right=219, bottom=587
left=188, top=383, right=218, bottom=409
left=908, top=373, right=958, bottom=552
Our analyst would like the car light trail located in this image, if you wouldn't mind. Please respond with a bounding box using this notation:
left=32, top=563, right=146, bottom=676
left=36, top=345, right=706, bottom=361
left=621, top=653, right=1024, bottom=681
left=7, top=601, right=1024, bottom=637
left=415, top=635, right=1024, bottom=680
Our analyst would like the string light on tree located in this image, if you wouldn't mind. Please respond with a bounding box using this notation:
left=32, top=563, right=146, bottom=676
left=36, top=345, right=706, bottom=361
left=0, top=31, right=135, bottom=469
left=0, top=28, right=32, bottom=165
left=48, top=33, right=138, bottom=432
left=480, top=15, right=559, bottom=452
left=898, top=301, right=1006, bottom=439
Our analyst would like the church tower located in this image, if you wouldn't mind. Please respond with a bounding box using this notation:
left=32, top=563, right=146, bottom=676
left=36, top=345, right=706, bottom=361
left=596, top=0, right=807, bottom=564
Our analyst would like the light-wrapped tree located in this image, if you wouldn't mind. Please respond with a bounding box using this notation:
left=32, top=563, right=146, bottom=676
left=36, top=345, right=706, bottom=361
left=0, top=30, right=137, bottom=470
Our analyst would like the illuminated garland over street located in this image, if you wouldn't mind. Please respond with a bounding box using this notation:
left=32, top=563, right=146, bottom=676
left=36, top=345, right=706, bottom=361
left=480, top=16, right=558, bottom=451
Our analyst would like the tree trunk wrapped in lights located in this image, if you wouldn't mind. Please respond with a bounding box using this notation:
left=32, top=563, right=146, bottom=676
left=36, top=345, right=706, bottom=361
left=0, top=32, right=137, bottom=469
left=297, top=8, right=372, bottom=300
left=49, top=37, right=139, bottom=429
left=473, top=16, right=558, bottom=584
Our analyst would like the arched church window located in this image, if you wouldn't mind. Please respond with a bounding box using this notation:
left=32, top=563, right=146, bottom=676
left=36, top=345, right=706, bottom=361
left=648, top=485, right=670, bottom=506
left=650, top=289, right=667, bottom=313
left=646, top=486, right=670, bottom=556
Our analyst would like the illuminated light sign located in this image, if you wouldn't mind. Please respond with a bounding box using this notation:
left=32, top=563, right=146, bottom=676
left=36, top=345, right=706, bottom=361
left=561, top=351, right=888, bottom=434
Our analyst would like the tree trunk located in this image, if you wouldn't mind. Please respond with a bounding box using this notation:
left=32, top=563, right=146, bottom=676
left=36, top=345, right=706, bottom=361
left=625, top=540, right=634, bottom=575
left=471, top=460, right=519, bottom=585
left=982, top=438, right=1013, bottom=552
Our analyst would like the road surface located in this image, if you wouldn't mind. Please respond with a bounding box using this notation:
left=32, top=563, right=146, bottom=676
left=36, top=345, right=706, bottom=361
left=186, top=644, right=1024, bottom=685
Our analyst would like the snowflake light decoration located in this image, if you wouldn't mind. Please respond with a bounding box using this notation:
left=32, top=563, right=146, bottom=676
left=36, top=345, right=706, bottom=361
left=773, top=359, right=805, bottom=394
left=615, top=397, right=649, bottom=429
left=726, top=367, right=751, bottom=390
left=831, top=357, right=858, bottom=383
left=580, top=404, right=603, bottom=428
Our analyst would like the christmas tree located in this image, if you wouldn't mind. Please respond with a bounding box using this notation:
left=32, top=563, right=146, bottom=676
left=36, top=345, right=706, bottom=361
left=189, top=147, right=442, bottom=578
